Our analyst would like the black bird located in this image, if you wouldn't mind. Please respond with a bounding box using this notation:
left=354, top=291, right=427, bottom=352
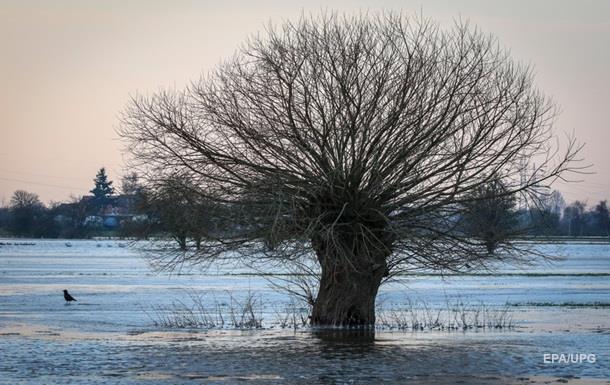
left=63, top=289, right=77, bottom=302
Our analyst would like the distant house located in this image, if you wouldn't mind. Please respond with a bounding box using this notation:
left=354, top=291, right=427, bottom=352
left=54, top=194, right=146, bottom=230
left=95, top=194, right=143, bottom=229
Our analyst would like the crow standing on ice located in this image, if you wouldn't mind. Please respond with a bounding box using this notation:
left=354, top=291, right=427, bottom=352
left=63, top=289, right=77, bottom=302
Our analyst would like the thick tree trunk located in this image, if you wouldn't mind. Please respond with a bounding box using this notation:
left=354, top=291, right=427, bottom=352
left=310, top=232, right=391, bottom=328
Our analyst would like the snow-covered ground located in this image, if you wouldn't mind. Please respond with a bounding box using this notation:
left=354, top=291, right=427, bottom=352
left=0, top=239, right=608, bottom=384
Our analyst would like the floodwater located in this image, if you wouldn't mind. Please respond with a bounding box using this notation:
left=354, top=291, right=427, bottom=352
left=0, top=239, right=609, bottom=384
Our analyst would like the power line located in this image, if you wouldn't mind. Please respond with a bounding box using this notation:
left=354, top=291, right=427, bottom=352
left=0, top=168, right=86, bottom=182
left=0, top=176, right=88, bottom=192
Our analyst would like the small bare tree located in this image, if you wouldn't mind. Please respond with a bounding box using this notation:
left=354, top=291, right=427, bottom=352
left=120, top=12, right=582, bottom=327
left=460, top=177, right=520, bottom=254
left=143, top=176, right=215, bottom=251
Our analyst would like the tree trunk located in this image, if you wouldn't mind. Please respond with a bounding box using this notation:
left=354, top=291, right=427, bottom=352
left=194, top=236, right=202, bottom=250
left=310, top=232, right=391, bottom=328
left=174, top=234, right=187, bottom=250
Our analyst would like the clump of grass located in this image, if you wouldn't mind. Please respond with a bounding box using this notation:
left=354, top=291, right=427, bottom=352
left=145, top=289, right=263, bottom=329
left=272, top=298, right=311, bottom=330
left=376, top=296, right=515, bottom=331
left=145, top=290, right=224, bottom=328
left=227, top=291, right=263, bottom=329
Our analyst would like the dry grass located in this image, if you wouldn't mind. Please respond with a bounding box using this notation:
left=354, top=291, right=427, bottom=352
left=376, top=296, right=515, bottom=331
left=272, top=298, right=310, bottom=330
left=145, top=289, right=262, bottom=329
left=145, top=290, right=514, bottom=331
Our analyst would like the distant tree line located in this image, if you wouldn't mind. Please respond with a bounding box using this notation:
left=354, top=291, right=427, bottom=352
left=559, top=199, right=610, bottom=237
left=0, top=168, right=231, bottom=241
left=0, top=168, right=145, bottom=238
left=459, top=186, right=610, bottom=243
left=1, top=170, right=608, bottom=242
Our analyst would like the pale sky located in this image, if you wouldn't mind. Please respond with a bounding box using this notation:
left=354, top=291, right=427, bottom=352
left=1, top=0, right=609, bottom=206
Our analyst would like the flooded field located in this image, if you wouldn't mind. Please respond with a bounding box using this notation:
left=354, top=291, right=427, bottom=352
left=1, top=239, right=609, bottom=384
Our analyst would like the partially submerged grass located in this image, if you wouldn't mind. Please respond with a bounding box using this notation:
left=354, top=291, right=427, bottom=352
left=145, top=290, right=263, bottom=329
left=146, top=290, right=516, bottom=331
left=376, top=297, right=515, bottom=331
left=272, top=298, right=310, bottom=330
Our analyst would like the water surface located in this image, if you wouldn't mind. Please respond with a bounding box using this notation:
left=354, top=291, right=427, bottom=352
left=1, top=239, right=609, bottom=384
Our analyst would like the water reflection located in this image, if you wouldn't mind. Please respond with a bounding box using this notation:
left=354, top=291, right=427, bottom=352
left=312, top=328, right=376, bottom=344
left=2, top=327, right=609, bottom=384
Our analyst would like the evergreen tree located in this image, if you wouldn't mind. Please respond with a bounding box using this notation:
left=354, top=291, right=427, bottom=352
left=90, top=168, right=114, bottom=211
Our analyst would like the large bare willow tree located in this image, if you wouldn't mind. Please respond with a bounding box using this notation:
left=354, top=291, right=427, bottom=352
left=120, top=13, right=581, bottom=327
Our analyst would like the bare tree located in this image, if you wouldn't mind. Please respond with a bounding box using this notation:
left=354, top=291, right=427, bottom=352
left=144, top=176, right=216, bottom=251
left=120, top=172, right=142, bottom=196
left=120, top=12, right=582, bottom=327
left=459, top=177, right=520, bottom=254
left=9, top=190, right=44, bottom=236
left=10, top=190, right=43, bottom=209
left=593, top=200, right=610, bottom=236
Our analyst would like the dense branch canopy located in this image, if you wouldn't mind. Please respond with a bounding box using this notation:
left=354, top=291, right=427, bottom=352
left=120, top=12, right=581, bottom=274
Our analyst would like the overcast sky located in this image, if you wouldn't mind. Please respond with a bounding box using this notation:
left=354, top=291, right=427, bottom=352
left=1, top=0, right=609, bottom=205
